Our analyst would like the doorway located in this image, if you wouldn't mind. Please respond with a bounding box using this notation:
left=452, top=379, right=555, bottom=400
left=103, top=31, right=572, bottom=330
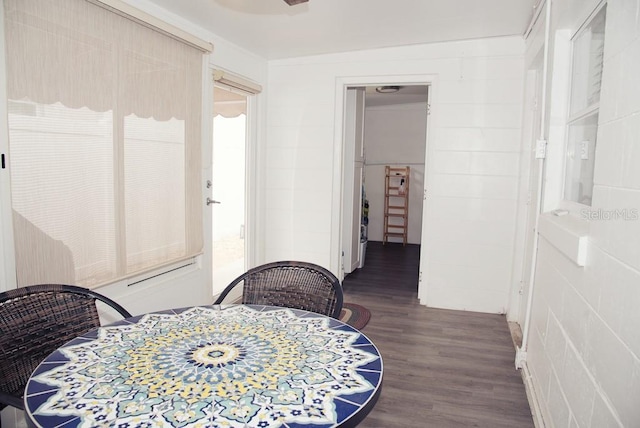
left=340, top=82, right=429, bottom=295
left=510, top=53, right=545, bottom=329
left=211, top=85, right=248, bottom=294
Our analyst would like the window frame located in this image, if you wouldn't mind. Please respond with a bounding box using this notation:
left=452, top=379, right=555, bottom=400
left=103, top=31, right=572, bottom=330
left=559, top=2, right=607, bottom=211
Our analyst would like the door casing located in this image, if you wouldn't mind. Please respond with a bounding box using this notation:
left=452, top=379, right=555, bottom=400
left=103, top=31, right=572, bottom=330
left=333, top=74, right=435, bottom=303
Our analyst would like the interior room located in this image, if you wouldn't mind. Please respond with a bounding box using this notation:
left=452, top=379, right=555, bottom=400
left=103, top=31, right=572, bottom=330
left=1, top=0, right=639, bottom=427
left=342, top=84, right=427, bottom=281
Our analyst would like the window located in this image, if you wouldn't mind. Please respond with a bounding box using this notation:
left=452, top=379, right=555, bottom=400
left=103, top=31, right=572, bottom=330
left=563, top=5, right=606, bottom=206
left=4, top=0, right=207, bottom=287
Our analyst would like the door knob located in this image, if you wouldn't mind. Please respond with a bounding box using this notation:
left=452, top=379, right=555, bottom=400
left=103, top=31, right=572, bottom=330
left=206, top=198, right=221, bottom=205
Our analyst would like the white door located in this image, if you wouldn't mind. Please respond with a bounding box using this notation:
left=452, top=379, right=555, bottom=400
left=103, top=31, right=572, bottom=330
left=417, top=88, right=432, bottom=304
left=212, top=86, right=248, bottom=295
left=341, top=87, right=365, bottom=275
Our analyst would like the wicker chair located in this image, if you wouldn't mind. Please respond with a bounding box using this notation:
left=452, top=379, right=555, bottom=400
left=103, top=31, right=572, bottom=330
left=0, top=284, right=131, bottom=417
left=214, top=261, right=344, bottom=319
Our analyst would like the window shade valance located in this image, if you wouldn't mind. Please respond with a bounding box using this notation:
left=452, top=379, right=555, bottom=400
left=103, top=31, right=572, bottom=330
left=213, top=86, right=247, bottom=118
left=5, top=0, right=202, bottom=121
left=89, top=0, right=213, bottom=53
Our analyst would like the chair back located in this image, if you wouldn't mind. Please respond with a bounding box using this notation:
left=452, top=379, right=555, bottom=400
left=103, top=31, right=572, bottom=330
left=214, top=261, right=344, bottom=319
left=0, top=284, right=131, bottom=411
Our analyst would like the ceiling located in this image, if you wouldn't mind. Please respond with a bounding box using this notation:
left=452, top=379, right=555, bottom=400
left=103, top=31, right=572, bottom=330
left=144, top=0, right=536, bottom=60
left=364, top=85, right=428, bottom=108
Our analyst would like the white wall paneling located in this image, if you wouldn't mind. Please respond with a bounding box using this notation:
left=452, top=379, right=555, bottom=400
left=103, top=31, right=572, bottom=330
left=364, top=103, right=427, bottom=244
left=266, top=36, right=525, bottom=312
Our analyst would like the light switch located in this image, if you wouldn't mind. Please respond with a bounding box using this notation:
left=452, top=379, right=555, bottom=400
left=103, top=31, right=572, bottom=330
left=535, top=139, right=547, bottom=159
left=580, top=140, right=589, bottom=160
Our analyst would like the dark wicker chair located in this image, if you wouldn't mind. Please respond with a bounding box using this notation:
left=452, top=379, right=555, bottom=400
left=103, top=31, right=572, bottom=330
left=214, top=261, right=344, bottom=319
left=0, top=284, right=131, bottom=416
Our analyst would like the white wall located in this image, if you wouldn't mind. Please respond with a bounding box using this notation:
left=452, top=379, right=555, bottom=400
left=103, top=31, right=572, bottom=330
left=266, top=36, right=525, bottom=313
left=524, top=0, right=640, bottom=426
left=364, top=103, right=426, bottom=244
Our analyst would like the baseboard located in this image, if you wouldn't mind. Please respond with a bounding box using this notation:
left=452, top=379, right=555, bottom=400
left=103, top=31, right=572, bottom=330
left=520, top=362, right=546, bottom=428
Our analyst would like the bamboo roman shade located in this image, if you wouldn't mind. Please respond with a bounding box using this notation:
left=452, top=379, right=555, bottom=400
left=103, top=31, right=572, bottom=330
left=4, top=0, right=207, bottom=287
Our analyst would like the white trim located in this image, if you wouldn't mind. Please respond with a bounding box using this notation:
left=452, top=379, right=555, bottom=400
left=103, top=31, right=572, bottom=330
left=0, top=3, right=17, bottom=293
left=332, top=74, right=436, bottom=287
left=519, top=0, right=551, bottom=373
left=569, top=0, right=607, bottom=41
left=559, top=2, right=606, bottom=211
left=567, top=102, right=599, bottom=124
left=365, top=102, right=428, bottom=111
left=520, top=362, right=546, bottom=427
left=201, top=57, right=214, bottom=298
left=90, top=0, right=213, bottom=52
left=244, top=91, right=259, bottom=270
left=523, top=0, right=546, bottom=40
left=213, top=69, right=263, bottom=95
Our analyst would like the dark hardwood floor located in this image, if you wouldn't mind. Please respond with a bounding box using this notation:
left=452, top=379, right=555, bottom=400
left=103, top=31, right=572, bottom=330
left=343, top=241, right=534, bottom=428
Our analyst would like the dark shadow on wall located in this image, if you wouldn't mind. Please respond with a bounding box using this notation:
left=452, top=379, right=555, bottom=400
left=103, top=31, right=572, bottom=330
left=12, top=210, right=75, bottom=286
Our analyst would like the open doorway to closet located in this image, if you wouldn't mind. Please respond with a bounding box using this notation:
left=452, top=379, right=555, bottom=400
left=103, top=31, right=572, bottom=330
left=341, top=84, right=428, bottom=294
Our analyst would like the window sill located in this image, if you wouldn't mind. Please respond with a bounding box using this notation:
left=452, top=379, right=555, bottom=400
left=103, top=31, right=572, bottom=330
left=538, top=211, right=589, bottom=266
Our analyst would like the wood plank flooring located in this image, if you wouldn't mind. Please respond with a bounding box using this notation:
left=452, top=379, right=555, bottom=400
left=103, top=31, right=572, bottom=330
left=343, top=241, right=534, bottom=428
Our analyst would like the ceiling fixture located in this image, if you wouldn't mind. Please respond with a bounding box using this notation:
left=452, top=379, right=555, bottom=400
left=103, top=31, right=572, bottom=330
left=283, top=0, right=308, bottom=5
left=375, top=86, right=401, bottom=93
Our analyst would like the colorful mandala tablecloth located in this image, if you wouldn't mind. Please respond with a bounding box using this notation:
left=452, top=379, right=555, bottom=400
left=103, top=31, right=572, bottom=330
left=25, top=305, right=383, bottom=428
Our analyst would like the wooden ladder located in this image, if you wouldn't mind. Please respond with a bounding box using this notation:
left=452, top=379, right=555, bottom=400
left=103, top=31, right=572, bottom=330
left=383, top=166, right=410, bottom=245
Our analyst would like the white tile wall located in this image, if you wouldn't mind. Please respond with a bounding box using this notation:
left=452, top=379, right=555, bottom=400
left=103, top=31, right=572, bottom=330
left=437, top=103, right=522, bottom=128
left=526, top=0, right=640, bottom=426
left=433, top=128, right=522, bottom=152
left=559, top=349, right=596, bottom=427
left=266, top=36, right=525, bottom=304
left=547, top=372, right=572, bottom=427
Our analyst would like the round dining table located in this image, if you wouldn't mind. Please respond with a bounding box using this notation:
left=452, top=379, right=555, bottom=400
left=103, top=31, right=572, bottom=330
left=24, top=304, right=383, bottom=427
